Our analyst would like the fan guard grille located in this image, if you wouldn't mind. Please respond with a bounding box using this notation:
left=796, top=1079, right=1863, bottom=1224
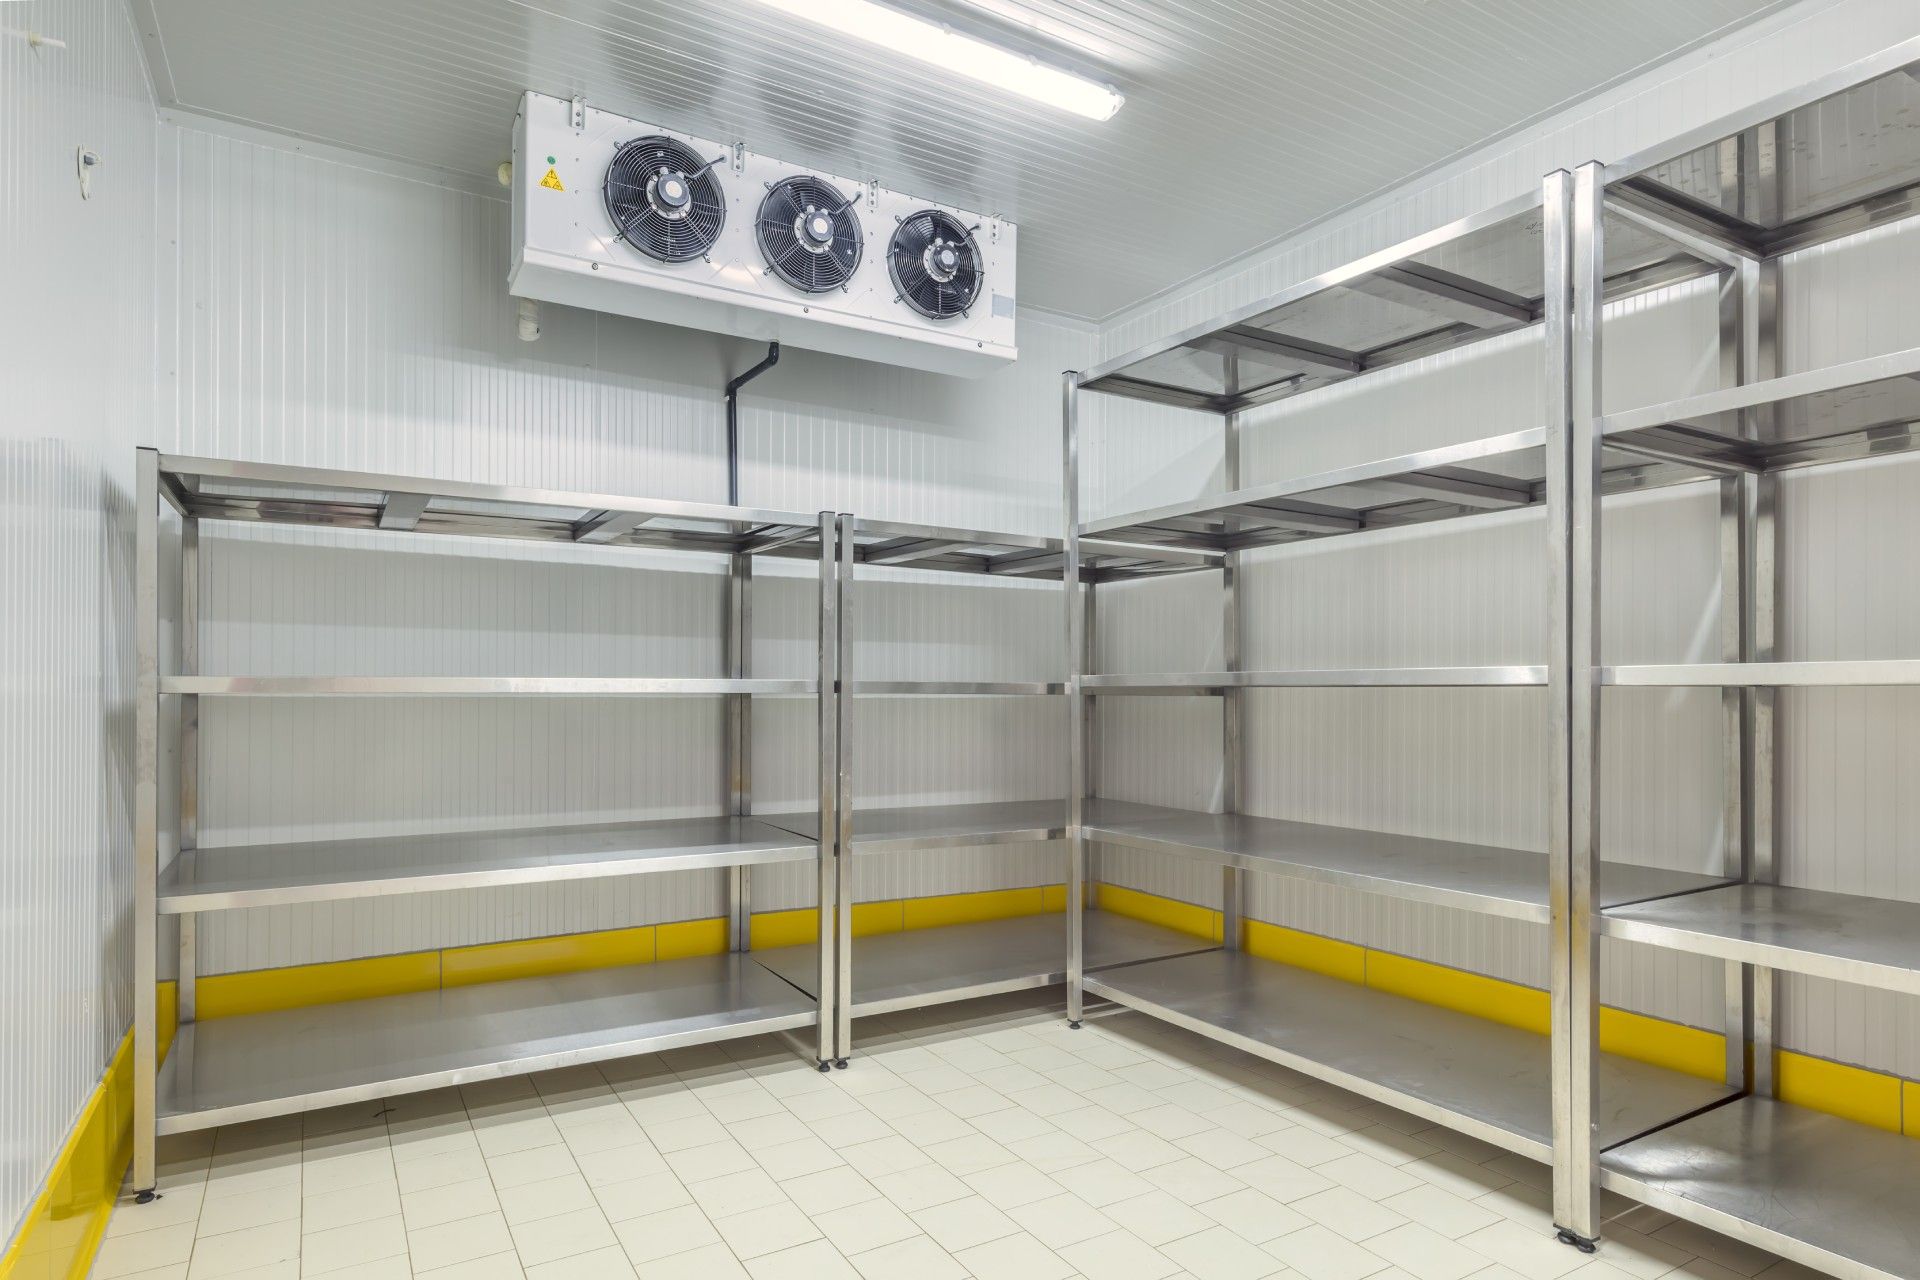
left=757, top=176, right=863, bottom=293
left=888, top=210, right=982, bottom=320
left=603, top=136, right=726, bottom=263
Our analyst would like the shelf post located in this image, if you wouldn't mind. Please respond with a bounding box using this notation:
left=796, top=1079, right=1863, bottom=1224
left=1739, top=252, right=1781, bottom=1096
left=814, top=511, right=838, bottom=1068
left=1547, top=163, right=1605, bottom=1247
left=726, top=551, right=752, bottom=952
left=1221, top=408, right=1244, bottom=950
left=178, top=513, right=200, bottom=1023
left=133, top=447, right=161, bottom=1195
left=1064, top=371, right=1086, bottom=1025
left=834, top=514, right=854, bottom=1065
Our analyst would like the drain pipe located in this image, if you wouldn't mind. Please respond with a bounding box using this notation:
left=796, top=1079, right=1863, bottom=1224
left=724, top=342, right=780, bottom=506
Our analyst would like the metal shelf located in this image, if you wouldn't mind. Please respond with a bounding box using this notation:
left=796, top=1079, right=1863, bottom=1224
left=159, top=817, right=817, bottom=914
left=156, top=953, right=814, bottom=1134
left=851, top=681, right=1065, bottom=696
left=160, top=675, right=816, bottom=697
left=1076, top=428, right=1711, bottom=562
left=755, top=911, right=1216, bottom=1018
left=1603, top=345, right=1920, bottom=474
left=1602, top=661, right=1920, bottom=687
left=843, top=515, right=1200, bottom=583
left=1083, top=802, right=1728, bottom=923
left=160, top=453, right=827, bottom=560
left=1083, top=666, right=1546, bottom=693
left=763, top=799, right=1069, bottom=852
left=1085, top=949, right=1734, bottom=1163
left=1077, top=193, right=1706, bottom=415
left=1602, top=1097, right=1920, bottom=1280
left=1602, top=883, right=1920, bottom=996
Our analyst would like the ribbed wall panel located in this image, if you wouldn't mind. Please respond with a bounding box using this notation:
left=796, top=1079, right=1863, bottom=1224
left=0, top=0, right=155, bottom=1244
left=160, top=121, right=1089, bottom=975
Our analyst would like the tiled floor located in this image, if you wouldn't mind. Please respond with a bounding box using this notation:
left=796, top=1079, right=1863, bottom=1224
left=94, top=991, right=1814, bottom=1280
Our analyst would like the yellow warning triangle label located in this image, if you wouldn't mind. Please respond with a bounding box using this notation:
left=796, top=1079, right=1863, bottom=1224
left=539, top=167, right=565, bottom=192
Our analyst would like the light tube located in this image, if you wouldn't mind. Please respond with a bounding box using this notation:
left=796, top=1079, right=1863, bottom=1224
left=747, top=0, right=1123, bottom=121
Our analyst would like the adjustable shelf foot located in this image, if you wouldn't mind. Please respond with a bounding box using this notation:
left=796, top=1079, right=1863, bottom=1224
left=1068, top=1019, right=1082, bottom=1030
left=134, top=1189, right=160, bottom=1205
left=1555, top=1228, right=1597, bottom=1254
left=833, top=1058, right=849, bottom=1069
left=816, top=1060, right=831, bottom=1073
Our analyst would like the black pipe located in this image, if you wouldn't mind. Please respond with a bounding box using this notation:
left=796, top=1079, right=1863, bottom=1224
left=725, top=342, right=780, bottom=506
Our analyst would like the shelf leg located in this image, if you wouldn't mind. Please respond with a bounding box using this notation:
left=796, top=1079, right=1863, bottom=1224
left=834, top=514, right=854, bottom=1066
left=133, top=448, right=161, bottom=1195
left=177, top=516, right=199, bottom=1023
left=1547, top=164, right=1604, bottom=1245
left=1222, top=409, right=1243, bottom=950
left=726, top=552, right=752, bottom=953
left=814, top=511, right=837, bottom=1069
left=1063, top=372, right=1085, bottom=1026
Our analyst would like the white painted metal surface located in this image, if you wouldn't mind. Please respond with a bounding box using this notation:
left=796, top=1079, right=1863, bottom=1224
left=0, top=0, right=157, bottom=1244
left=510, top=92, right=1016, bottom=376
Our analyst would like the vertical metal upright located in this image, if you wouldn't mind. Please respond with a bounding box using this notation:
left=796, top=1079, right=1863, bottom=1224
left=726, top=552, right=753, bottom=952
left=1220, top=410, right=1244, bottom=950
left=813, top=510, right=840, bottom=1070
left=1063, top=371, right=1086, bottom=1027
left=178, top=515, right=201, bottom=1027
left=1550, top=159, right=1605, bottom=1251
left=1543, top=166, right=1577, bottom=1243
left=832, top=514, right=854, bottom=1068
left=132, top=448, right=161, bottom=1198
left=1738, top=250, right=1780, bottom=1096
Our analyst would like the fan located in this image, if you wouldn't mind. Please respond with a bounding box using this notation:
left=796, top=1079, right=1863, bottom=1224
left=888, top=210, right=982, bottom=319
left=757, top=176, right=863, bottom=293
left=603, top=136, right=726, bottom=263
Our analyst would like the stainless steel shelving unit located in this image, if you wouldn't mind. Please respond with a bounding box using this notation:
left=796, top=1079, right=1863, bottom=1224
left=1060, top=148, right=1759, bottom=1256
left=1562, top=42, right=1920, bottom=1280
left=131, top=451, right=843, bottom=1196
left=752, top=519, right=1211, bottom=1057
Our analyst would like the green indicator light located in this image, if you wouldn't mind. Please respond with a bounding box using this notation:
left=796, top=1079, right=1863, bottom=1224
left=547, top=156, right=556, bottom=165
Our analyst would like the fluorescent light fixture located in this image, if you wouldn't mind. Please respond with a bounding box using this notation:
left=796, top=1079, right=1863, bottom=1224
left=748, top=0, right=1123, bottom=121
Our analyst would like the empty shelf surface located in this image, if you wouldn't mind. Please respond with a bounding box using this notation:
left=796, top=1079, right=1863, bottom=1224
left=1603, top=344, right=1920, bottom=468
left=1083, top=667, right=1546, bottom=691
left=1082, top=803, right=1728, bottom=922
left=162, top=675, right=814, bottom=696
left=157, top=953, right=814, bottom=1133
left=763, top=800, right=1071, bottom=851
left=1603, top=883, right=1920, bottom=995
left=754, top=911, right=1215, bottom=1016
left=1603, top=1097, right=1920, bottom=1280
left=1603, top=661, right=1920, bottom=687
left=1086, top=950, right=1733, bottom=1162
left=160, top=817, right=817, bottom=912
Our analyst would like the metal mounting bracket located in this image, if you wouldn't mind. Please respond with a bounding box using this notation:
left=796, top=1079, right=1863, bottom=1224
left=731, top=141, right=747, bottom=175
left=568, top=95, right=586, bottom=133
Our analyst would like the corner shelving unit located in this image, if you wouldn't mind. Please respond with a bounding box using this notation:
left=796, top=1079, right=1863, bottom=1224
left=132, top=452, right=842, bottom=1193
left=1563, top=42, right=1920, bottom=1280
left=753, top=517, right=1212, bottom=1060
left=1060, top=169, right=1747, bottom=1215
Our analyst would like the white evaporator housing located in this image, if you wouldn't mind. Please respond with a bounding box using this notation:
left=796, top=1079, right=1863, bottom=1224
left=509, top=91, right=1017, bottom=377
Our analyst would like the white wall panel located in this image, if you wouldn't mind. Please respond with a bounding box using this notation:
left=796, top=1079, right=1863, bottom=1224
left=0, top=0, right=155, bottom=1245
left=159, top=121, right=1090, bottom=974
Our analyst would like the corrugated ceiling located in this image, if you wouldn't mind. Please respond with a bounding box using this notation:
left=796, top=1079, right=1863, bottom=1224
left=130, top=0, right=1787, bottom=318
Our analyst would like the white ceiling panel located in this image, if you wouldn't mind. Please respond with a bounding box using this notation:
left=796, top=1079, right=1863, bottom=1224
left=132, top=0, right=1787, bottom=317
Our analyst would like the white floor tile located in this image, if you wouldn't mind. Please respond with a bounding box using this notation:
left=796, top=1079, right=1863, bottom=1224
left=184, top=1219, right=301, bottom=1279
left=714, top=1201, right=825, bottom=1258
left=909, top=1193, right=1019, bottom=1251
left=1162, top=1224, right=1290, bottom=1280
left=406, top=1211, right=517, bottom=1272
left=399, top=1176, right=500, bottom=1229
left=509, top=1203, right=619, bottom=1265
left=782, top=1166, right=883, bottom=1215
left=613, top=1203, right=720, bottom=1264
left=1005, top=1190, right=1115, bottom=1249
left=953, top=1230, right=1077, bottom=1279
left=1108, top=1187, right=1215, bottom=1246
left=525, top=1243, right=637, bottom=1279
left=743, top=1238, right=859, bottom=1279
left=297, top=1214, right=407, bottom=1276
left=634, top=1242, right=750, bottom=1279
left=1260, top=1223, right=1391, bottom=1280
left=1059, top=1227, right=1182, bottom=1280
